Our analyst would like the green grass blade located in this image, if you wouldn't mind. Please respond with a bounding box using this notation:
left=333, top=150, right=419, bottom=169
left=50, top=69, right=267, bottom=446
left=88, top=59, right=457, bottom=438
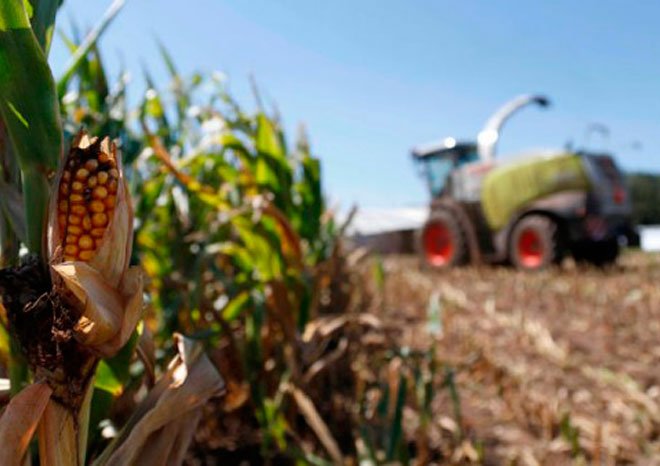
left=0, top=0, right=62, bottom=254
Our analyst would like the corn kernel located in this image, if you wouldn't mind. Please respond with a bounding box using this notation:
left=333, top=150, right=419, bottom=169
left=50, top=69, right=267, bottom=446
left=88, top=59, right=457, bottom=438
left=90, top=200, right=105, bottom=213
left=92, top=213, right=108, bottom=227
left=84, top=159, right=99, bottom=171
left=67, top=225, right=82, bottom=235
left=93, top=186, right=108, bottom=199
left=91, top=228, right=106, bottom=238
left=68, top=215, right=81, bottom=225
left=64, top=244, right=79, bottom=255
left=70, top=205, right=86, bottom=216
left=75, top=168, right=90, bottom=180
left=79, top=250, right=94, bottom=261
left=79, top=235, right=94, bottom=250
left=72, top=181, right=84, bottom=192
left=98, top=172, right=108, bottom=185
left=108, top=180, right=118, bottom=194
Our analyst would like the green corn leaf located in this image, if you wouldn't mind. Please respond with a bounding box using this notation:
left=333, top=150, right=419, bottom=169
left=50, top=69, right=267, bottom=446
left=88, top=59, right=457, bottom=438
left=94, top=360, right=123, bottom=396
left=157, top=39, right=188, bottom=129
left=0, top=0, right=62, bottom=254
left=0, top=179, right=26, bottom=243
left=219, top=132, right=254, bottom=169
left=221, top=290, right=251, bottom=321
left=56, top=0, right=125, bottom=98
left=28, top=0, right=63, bottom=53
left=94, top=328, right=139, bottom=397
left=255, top=113, right=294, bottom=212
left=256, top=113, right=285, bottom=161
left=57, top=28, right=76, bottom=52
left=141, top=68, right=173, bottom=146
left=0, top=323, right=9, bottom=364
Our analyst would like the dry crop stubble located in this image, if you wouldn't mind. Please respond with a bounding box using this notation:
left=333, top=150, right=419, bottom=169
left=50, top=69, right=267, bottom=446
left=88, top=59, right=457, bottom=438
left=373, top=252, right=660, bottom=463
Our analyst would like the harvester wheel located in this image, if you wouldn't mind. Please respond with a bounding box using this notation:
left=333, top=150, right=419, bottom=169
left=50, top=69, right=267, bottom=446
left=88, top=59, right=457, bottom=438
left=509, top=215, right=562, bottom=271
left=419, top=209, right=468, bottom=269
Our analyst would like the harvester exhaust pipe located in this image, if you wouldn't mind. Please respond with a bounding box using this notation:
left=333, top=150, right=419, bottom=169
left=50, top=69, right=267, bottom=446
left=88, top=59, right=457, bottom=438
left=477, top=94, right=550, bottom=162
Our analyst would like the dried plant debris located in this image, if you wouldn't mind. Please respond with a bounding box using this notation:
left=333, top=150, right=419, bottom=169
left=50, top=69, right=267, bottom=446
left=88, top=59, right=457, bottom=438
left=0, top=256, right=95, bottom=409
left=376, top=251, right=660, bottom=464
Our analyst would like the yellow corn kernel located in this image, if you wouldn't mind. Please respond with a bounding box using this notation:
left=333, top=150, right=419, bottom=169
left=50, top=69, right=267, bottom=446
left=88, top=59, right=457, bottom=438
left=91, top=213, right=108, bottom=227
left=79, top=235, right=94, bottom=250
left=90, top=200, right=105, bottom=213
left=75, top=168, right=90, bottom=180
left=84, top=159, right=99, bottom=171
left=98, top=172, right=108, bottom=185
left=64, top=244, right=79, bottom=256
left=93, top=186, right=108, bottom=199
left=79, top=250, right=94, bottom=261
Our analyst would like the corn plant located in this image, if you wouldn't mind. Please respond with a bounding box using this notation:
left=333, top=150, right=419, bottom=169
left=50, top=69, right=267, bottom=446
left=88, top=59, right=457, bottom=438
left=0, top=2, right=224, bottom=465
left=0, top=2, right=470, bottom=463
left=130, top=57, right=351, bottom=461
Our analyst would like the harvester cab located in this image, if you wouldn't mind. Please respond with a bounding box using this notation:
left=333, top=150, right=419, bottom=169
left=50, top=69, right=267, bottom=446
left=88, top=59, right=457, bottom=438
left=413, top=94, right=635, bottom=270
left=412, top=140, right=479, bottom=198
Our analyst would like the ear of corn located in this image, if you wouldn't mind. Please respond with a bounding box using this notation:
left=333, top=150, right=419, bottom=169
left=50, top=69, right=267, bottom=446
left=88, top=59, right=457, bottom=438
left=48, top=132, right=133, bottom=287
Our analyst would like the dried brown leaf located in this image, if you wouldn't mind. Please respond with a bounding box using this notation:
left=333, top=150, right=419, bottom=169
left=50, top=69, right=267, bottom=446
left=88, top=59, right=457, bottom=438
left=51, top=263, right=143, bottom=357
left=287, top=383, right=343, bottom=465
left=95, top=334, right=225, bottom=466
left=0, top=382, right=52, bottom=466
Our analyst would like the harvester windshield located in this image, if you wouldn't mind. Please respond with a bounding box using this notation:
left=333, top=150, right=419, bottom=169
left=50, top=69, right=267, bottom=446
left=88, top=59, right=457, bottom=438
left=412, top=142, right=479, bottom=197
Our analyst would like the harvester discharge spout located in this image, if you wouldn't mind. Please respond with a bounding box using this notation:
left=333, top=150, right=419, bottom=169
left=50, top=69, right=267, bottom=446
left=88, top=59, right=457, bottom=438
left=477, top=94, right=550, bottom=162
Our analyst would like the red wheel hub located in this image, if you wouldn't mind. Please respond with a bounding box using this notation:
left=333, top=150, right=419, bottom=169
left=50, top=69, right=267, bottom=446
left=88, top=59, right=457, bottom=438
left=517, top=229, right=543, bottom=268
left=424, top=222, right=454, bottom=266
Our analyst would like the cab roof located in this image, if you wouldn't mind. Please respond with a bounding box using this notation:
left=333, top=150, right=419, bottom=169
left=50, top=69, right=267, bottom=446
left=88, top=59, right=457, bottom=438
left=411, top=137, right=475, bottom=159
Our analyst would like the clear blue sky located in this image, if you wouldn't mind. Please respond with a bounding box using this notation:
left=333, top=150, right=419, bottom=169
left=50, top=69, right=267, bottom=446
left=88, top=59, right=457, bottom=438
left=49, top=0, right=660, bottom=208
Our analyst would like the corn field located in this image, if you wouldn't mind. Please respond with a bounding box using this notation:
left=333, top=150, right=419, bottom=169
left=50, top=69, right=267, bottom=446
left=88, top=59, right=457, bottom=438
left=2, top=2, right=658, bottom=466
left=0, top=1, right=460, bottom=465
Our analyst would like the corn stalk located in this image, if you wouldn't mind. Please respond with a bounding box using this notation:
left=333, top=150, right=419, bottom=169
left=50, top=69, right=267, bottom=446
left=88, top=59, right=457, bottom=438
left=0, top=2, right=137, bottom=465
left=0, top=0, right=61, bottom=255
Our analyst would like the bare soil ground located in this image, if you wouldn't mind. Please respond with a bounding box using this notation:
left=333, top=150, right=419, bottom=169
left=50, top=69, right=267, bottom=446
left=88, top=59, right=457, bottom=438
left=378, top=251, right=660, bottom=465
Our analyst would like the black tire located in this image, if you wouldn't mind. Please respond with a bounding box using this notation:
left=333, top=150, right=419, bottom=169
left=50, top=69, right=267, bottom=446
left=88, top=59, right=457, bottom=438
left=509, top=215, right=562, bottom=271
left=418, top=209, right=468, bottom=269
left=572, top=238, right=619, bottom=267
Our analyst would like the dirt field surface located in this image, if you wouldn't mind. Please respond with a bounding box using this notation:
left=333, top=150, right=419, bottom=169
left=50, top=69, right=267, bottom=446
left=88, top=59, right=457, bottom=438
left=379, top=251, right=660, bottom=465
